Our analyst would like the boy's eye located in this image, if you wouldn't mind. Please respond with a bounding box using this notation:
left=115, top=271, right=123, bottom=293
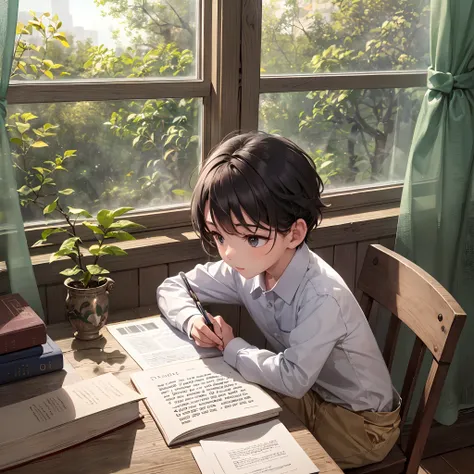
left=213, top=233, right=224, bottom=245
left=247, top=236, right=267, bottom=248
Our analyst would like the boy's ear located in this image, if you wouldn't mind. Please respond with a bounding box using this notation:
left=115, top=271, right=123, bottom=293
left=287, top=219, right=307, bottom=249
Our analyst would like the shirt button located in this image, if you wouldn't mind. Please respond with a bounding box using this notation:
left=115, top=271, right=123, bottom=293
left=273, top=333, right=278, bottom=338
left=267, top=302, right=273, bottom=309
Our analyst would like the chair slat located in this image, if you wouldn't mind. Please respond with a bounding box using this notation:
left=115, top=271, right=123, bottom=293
left=383, top=314, right=401, bottom=371
left=399, top=336, right=426, bottom=433
left=404, top=362, right=450, bottom=474
left=359, top=292, right=373, bottom=319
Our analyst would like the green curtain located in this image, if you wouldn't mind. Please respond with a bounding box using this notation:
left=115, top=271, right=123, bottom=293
left=0, top=0, right=43, bottom=317
left=393, top=0, right=474, bottom=425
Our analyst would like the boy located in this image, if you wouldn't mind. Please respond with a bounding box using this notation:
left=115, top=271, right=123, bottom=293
left=157, top=131, right=400, bottom=469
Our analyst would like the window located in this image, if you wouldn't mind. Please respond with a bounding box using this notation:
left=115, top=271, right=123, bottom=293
left=9, top=0, right=208, bottom=224
left=8, top=0, right=429, bottom=232
left=257, top=0, right=429, bottom=191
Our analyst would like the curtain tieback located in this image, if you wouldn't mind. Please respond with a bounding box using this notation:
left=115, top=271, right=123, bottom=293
left=0, top=97, right=6, bottom=120
left=428, top=67, right=474, bottom=94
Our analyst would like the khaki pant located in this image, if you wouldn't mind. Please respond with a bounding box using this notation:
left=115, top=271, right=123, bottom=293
left=277, top=390, right=400, bottom=469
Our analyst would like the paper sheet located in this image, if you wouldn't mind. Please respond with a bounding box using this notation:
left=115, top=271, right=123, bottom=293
left=108, top=316, right=220, bottom=369
left=199, top=419, right=319, bottom=474
left=192, top=446, right=217, bottom=474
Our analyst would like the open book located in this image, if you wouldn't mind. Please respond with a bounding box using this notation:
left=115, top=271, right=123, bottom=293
left=0, top=373, right=144, bottom=470
left=131, top=357, right=282, bottom=446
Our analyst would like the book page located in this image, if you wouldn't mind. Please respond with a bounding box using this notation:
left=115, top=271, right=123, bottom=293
left=0, top=373, right=143, bottom=446
left=200, top=419, right=319, bottom=474
left=108, top=316, right=220, bottom=369
left=191, top=446, right=217, bottom=474
left=131, top=357, right=281, bottom=443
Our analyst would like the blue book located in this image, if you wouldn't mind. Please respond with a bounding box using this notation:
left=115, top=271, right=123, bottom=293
left=0, top=343, right=43, bottom=364
left=0, top=336, right=63, bottom=385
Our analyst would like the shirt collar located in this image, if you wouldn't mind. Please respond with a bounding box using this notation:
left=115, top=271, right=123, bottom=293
left=249, top=243, right=310, bottom=304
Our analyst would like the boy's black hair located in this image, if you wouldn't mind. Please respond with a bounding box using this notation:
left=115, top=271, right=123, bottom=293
left=191, top=131, right=326, bottom=255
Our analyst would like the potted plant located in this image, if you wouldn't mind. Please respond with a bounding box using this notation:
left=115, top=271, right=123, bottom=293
left=10, top=116, right=145, bottom=340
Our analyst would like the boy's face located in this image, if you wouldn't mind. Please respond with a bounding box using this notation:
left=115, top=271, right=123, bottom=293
left=204, top=202, right=295, bottom=280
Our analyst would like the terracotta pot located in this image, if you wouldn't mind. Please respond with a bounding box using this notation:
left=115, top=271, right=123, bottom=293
left=65, top=277, right=114, bottom=340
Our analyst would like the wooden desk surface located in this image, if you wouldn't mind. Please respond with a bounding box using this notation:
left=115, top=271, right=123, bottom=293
left=0, top=310, right=343, bottom=474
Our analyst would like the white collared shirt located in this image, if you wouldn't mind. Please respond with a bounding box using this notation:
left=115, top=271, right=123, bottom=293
left=157, top=243, right=396, bottom=412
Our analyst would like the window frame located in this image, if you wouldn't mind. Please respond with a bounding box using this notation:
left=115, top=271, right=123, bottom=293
left=8, top=0, right=425, bottom=248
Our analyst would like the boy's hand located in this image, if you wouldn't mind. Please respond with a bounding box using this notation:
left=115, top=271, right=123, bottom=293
left=212, top=316, right=234, bottom=349
left=191, top=313, right=224, bottom=351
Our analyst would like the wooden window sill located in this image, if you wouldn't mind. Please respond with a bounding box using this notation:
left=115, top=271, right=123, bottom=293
left=0, top=204, right=399, bottom=289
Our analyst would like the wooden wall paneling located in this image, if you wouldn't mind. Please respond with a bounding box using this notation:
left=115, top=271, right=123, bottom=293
left=169, top=258, right=208, bottom=276
left=355, top=240, right=378, bottom=300
left=205, top=303, right=241, bottom=337
left=139, top=264, right=168, bottom=307
left=46, top=283, right=68, bottom=324
left=367, top=235, right=396, bottom=348
left=314, top=246, right=334, bottom=266
left=354, top=240, right=382, bottom=342
left=379, top=235, right=396, bottom=250
left=333, top=243, right=357, bottom=291
left=239, top=306, right=266, bottom=348
left=109, top=269, right=139, bottom=312
left=38, top=285, right=47, bottom=319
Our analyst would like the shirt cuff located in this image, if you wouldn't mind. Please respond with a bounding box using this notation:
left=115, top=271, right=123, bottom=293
left=223, top=337, right=252, bottom=369
left=183, top=314, right=202, bottom=340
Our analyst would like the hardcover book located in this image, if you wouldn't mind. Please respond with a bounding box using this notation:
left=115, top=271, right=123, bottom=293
left=0, top=336, right=64, bottom=385
left=0, top=294, right=46, bottom=355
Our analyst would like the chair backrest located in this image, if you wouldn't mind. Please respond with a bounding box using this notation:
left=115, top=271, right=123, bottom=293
left=357, top=244, right=466, bottom=474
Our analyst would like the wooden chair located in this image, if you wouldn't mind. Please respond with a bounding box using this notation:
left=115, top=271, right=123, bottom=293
left=345, top=244, right=466, bottom=474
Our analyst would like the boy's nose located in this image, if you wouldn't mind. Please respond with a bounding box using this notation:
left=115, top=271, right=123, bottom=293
left=225, top=246, right=236, bottom=260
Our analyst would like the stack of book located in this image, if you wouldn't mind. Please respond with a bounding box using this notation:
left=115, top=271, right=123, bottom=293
left=0, top=293, right=63, bottom=385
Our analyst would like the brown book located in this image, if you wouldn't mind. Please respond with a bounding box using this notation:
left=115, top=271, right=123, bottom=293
left=0, top=294, right=46, bottom=355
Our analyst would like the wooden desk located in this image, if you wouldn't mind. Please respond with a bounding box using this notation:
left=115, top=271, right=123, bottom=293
left=0, top=313, right=343, bottom=474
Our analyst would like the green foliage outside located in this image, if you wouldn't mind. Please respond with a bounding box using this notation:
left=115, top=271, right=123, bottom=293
left=8, top=0, right=430, bottom=229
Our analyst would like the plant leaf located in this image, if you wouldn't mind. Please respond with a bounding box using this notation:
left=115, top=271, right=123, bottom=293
left=60, top=266, right=82, bottom=276
left=41, top=227, right=66, bottom=240
left=43, top=198, right=58, bottom=215
left=101, top=245, right=127, bottom=256
left=82, top=222, right=104, bottom=235
left=108, top=220, right=145, bottom=230
left=31, top=141, right=48, bottom=148
left=88, top=244, right=105, bottom=256
left=16, top=122, right=30, bottom=134
left=105, top=230, right=135, bottom=241
left=17, top=185, right=32, bottom=196
left=97, top=209, right=114, bottom=229
left=63, top=150, right=77, bottom=158
left=58, top=188, right=74, bottom=195
left=111, top=207, right=134, bottom=218
left=21, top=113, right=38, bottom=122
left=86, top=265, right=110, bottom=276
left=59, top=236, right=81, bottom=251
left=49, top=248, right=78, bottom=263
left=68, top=207, right=92, bottom=218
